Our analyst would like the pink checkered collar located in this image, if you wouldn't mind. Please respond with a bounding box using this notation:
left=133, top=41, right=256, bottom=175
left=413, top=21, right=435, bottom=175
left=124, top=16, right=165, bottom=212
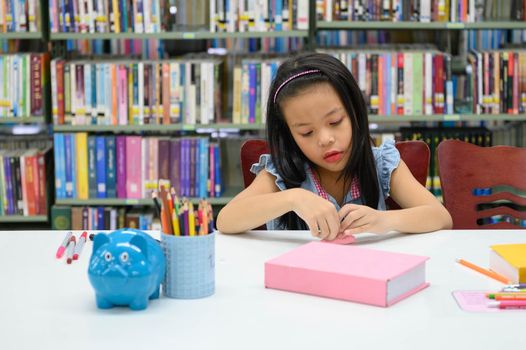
left=307, top=165, right=360, bottom=202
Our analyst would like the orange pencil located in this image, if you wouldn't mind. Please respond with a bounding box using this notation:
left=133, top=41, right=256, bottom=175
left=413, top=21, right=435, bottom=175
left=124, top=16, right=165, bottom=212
left=161, top=208, right=173, bottom=235
left=166, top=192, right=174, bottom=218
left=456, top=258, right=510, bottom=284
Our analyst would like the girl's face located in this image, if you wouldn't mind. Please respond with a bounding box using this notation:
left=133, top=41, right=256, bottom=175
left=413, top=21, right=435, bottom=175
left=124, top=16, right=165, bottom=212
left=281, top=83, right=353, bottom=175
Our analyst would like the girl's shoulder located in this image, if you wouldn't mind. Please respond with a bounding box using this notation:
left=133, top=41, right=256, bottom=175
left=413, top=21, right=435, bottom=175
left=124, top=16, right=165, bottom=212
left=372, top=139, right=400, bottom=164
left=250, top=154, right=287, bottom=191
left=371, top=139, right=401, bottom=196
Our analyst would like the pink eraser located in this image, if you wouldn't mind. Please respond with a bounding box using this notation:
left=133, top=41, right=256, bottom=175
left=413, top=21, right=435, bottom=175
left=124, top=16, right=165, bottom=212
left=323, top=234, right=356, bottom=245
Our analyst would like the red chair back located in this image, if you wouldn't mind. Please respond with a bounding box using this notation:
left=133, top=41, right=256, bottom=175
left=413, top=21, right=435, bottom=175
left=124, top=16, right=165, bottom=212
left=437, top=139, right=526, bottom=229
left=241, top=139, right=430, bottom=211
left=241, top=139, right=270, bottom=188
left=385, top=140, right=430, bottom=210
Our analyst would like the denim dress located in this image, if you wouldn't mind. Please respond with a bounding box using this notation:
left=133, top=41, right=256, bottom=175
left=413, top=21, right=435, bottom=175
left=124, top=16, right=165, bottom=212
left=250, top=139, right=401, bottom=230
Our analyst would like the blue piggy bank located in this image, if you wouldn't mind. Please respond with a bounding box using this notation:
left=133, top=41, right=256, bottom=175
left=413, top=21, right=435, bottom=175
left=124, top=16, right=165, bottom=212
left=88, top=228, right=166, bottom=311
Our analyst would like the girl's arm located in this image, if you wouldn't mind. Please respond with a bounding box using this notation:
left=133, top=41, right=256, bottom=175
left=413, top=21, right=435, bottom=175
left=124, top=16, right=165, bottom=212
left=339, top=160, right=452, bottom=235
left=216, top=170, right=340, bottom=237
left=386, top=159, right=453, bottom=232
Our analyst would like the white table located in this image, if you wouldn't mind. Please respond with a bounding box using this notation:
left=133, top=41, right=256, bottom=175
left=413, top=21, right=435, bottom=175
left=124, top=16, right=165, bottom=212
left=1, top=229, right=525, bottom=350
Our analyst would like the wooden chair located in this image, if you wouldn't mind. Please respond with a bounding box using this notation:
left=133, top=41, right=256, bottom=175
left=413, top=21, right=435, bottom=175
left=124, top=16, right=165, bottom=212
left=240, top=139, right=430, bottom=210
left=437, top=139, right=526, bottom=229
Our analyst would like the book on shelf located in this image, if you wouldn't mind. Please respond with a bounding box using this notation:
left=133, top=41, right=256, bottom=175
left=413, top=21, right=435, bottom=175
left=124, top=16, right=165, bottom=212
left=48, top=0, right=310, bottom=34
left=0, top=145, right=51, bottom=217
left=49, top=0, right=162, bottom=33
left=490, top=243, right=526, bottom=283
left=265, top=241, right=429, bottom=307
left=315, top=0, right=526, bottom=22
left=210, top=0, right=309, bottom=32
left=465, top=50, right=526, bottom=115
left=0, top=53, right=49, bottom=119
left=319, top=47, right=452, bottom=116
left=1, top=0, right=40, bottom=32
left=51, top=205, right=156, bottom=230
left=50, top=56, right=224, bottom=126
left=54, top=133, right=223, bottom=201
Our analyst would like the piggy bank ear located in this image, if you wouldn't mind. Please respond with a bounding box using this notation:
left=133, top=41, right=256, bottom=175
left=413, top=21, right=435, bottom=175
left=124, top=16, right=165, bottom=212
left=130, top=235, right=148, bottom=257
left=93, top=233, right=110, bottom=252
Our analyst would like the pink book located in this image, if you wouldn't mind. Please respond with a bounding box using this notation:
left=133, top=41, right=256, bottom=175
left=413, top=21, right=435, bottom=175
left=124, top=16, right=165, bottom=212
left=125, top=136, right=142, bottom=199
left=265, top=242, right=429, bottom=307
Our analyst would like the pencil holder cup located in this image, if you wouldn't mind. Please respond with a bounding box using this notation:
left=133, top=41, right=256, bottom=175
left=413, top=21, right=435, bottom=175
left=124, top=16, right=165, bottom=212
left=161, top=232, right=215, bottom=299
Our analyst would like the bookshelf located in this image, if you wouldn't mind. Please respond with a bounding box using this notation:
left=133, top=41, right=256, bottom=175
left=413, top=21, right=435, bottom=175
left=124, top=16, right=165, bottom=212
left=0, top=1, right=52, bottom=224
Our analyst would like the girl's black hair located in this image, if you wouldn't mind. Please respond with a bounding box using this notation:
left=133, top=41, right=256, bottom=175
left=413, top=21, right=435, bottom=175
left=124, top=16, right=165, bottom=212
left=266, top=52, right=379, bottom=230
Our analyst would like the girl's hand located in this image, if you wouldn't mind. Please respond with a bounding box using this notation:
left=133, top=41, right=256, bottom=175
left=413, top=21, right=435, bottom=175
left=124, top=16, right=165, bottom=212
left=338, top=204, right=391, bottom=235
left=290, top=189, right=340, bottom=241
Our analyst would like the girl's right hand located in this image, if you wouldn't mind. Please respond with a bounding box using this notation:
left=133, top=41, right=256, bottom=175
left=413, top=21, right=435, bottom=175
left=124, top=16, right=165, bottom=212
left=289, top=188, right=340, bottom=241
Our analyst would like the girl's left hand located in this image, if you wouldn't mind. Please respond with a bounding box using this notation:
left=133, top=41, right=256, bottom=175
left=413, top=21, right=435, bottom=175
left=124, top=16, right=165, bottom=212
left=338, top=204, right=391, bottom=235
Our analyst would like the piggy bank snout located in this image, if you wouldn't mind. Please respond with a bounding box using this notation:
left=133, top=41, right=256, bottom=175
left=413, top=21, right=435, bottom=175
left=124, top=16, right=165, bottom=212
left=103, top=263, right=129, bottom=278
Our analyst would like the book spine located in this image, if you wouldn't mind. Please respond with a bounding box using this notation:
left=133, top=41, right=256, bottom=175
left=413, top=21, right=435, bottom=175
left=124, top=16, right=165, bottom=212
left=125, top=135, right=142, bottom=199
left=105, top=135, right=116, bottom=198
left=95, top=135, right=107, bottom=198
left=76, top=133, right=89, bottom=200
left=116, top=135, right=127, bottom=198
left=64, top=133, right=74, bottom=198
left=87, top=135, right=97, bottom=198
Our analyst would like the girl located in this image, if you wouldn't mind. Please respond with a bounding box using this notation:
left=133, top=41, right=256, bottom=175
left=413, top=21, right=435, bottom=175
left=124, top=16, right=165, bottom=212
left=217, top=52, right=452, bottom=239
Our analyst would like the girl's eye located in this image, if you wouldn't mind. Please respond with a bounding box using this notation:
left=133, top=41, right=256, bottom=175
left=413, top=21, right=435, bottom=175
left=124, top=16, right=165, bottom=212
left=330, top=119, right=342, bottom=126
left=300, top=131, right=313, bottom=137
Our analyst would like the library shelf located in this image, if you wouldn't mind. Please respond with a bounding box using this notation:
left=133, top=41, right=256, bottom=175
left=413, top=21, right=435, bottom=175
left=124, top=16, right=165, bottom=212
left=368, top=114, right=526, bottom=122
left=52, top=116, right=526, bottom=132
left=49, top=30, right=309, bottom=41
left=0, top=215, right=48, bottom=223
left=316, top=21, right=526, bottom=30
left=0, top=117, right=46, bottom=124
left=0, top=32, right=43, bottom=40
left=55, top=187, right=243, bottom=207
left=52, top=123, right=266, bottom=132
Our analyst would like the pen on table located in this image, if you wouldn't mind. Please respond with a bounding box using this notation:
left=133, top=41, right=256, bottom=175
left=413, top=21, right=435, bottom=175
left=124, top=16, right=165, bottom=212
left=502, top=284, right=526, bottom=292
left=488, top=300, right=526, bottom=309
left=455, top=258, right=511, bottom=284
left=73, top=231, right=87, bottom=260
left=65, top=235, right=76, bottom=264
left=55, top=231, right=73, bottom=259
left=487, top=292, right=526, bottom=299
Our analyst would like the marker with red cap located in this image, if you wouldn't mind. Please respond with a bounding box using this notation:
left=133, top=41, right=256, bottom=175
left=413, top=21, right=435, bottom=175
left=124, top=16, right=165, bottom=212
left=65, top=235, right=76, bottom=264
left=55, top=232, right=73, bottom=259
left=488, top=300, right=526, bottom=309
left=73, top=232, right=87, bottom=260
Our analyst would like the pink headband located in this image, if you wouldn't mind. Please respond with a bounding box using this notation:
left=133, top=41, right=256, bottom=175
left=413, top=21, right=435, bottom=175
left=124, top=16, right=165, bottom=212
left=273, top=69, right=321, bottom=104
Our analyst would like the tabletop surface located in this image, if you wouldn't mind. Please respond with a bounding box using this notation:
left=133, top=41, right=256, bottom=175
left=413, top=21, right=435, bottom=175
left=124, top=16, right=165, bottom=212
left=1, top=229, right=525, bottom=350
